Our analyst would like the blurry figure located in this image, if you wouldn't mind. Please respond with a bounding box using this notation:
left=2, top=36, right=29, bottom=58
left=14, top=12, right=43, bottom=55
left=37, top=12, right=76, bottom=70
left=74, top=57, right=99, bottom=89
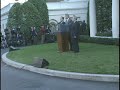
left=30, top=27, right=38, bottom=45
left=71, top=15, right=80, bottom=53
left=65, top=14, right=74, bottom=51
left=40, top=25, right=46, bottom=44
left=1, top=35, right=8, bottom=49
left=81, top=20, right=86, bottom=32
left=58, top=16, right=66, bottom=32
left=16, top=32, right=24, bottom=46
left=45, top=26, right=51, bottom=34
left=45, top=26, right=55, bottom=43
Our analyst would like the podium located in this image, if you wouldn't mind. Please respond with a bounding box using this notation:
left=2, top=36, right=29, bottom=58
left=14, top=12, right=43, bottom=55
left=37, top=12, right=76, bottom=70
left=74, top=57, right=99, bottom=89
left=57, top=32, right=69, bottom=52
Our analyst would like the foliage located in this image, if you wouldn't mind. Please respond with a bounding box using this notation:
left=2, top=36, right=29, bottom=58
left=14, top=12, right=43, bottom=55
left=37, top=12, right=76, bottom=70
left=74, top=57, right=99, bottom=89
left=7, top=3, right=22, bottom=29
left=86, top=1, right=90, bottom=35
left=96, top=31, right=112, bottom=37
left=79, top=35, right=119, bottom=46
left=7, top=0, right=49, bottom=44
left=28, top=0, right=49, bottom=25
left=95, top=0, right=112, bottom=35
left=21, top=1, right=41, bottom=39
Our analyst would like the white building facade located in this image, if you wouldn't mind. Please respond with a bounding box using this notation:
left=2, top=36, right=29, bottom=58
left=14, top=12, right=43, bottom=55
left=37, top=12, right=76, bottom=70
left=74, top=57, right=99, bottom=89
left=1, top=0, right=119, bottom=38
left=1, top=0, right=89, bottom=36
left=1, top=3, right=14, bottom=36
left=48, top=0, right=88, bottom=22
left=89, top=0, right=119, bottom=38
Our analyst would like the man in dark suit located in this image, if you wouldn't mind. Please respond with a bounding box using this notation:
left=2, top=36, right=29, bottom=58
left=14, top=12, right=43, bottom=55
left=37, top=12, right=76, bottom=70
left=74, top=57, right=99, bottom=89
left=81, top=20, right=87, bottom=32
left=71, top=15, right=80, bottom=53
left=30, top=27, right=38, bottom=44
left=65, top=14, right=73, bottom=51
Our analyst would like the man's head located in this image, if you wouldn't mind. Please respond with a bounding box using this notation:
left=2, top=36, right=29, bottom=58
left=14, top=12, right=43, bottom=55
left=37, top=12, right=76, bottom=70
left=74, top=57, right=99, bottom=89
left=73, top=15, right=77, bottom=22
left=60, top=16, right=64, bottom=22
left=65, top=14, right=69, bottom=19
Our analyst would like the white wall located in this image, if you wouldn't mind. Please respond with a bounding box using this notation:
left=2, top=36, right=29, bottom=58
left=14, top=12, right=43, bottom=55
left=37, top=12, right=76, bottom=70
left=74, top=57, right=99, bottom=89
left=1, top=0, right=89, bottom=36
left=47, top=0, right=88, bottom=22
left=49, top=9, right=87, bottom=22
left=1, top=14, right=8, bottom=36
left=1, top=3, right=14, bottom=36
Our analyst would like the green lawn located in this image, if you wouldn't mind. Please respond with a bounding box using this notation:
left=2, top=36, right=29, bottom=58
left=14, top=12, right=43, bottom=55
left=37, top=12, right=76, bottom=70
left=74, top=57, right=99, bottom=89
left=7, top=43, right=119, bottom=75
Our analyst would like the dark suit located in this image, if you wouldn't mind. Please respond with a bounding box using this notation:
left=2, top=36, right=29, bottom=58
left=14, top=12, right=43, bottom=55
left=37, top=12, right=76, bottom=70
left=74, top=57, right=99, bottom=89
left=81, top=21, right=86, bottom=32
left=65, top=18, right=73, bottom=51
left=30, top=29, right=37, bottom=45
left=71, top=21, right=80, bottom=52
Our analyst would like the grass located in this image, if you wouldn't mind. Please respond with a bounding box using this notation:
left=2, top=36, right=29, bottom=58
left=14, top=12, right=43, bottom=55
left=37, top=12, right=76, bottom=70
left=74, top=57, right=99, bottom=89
left=7, top=43, right=119, bottom=75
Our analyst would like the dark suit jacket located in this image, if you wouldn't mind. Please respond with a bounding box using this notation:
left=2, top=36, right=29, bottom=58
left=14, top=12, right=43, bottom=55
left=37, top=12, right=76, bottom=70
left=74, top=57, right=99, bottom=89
left=65, top=18, right=73, bottom=32
left=58, top=21, right=66, bottom=32
left=71, top=21, right=80, bottom=39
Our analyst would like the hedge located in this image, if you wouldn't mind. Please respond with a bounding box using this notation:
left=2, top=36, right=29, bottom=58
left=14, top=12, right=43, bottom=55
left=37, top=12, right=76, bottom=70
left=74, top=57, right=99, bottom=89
left=18, top=2, right=41, bottom=44
left=86, top=1, right=90, bottom=35
left=79, top=35, right=119, bottom=46
left=96, top=31, right=112, bottom=37
left=28, top=0, right=49, bottom=25
left=7, top=3, right=22, bottom=29
left=96, top=0, right=112, bottom=35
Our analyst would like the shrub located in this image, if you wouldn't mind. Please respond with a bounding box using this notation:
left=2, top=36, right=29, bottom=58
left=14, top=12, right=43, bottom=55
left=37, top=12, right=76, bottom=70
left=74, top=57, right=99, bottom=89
left=28, top=0, right=49, bottom=25
left=96, top=31, right=112, bottom=37
left=79, top=35, right=119, bottom=46
left=96, top=0, right=112, bottom=34
left=21, top=2, right=41, bottom=41
left=86, top=1, right=90, bottom=35
left=7, top=3, right=22, bottom=29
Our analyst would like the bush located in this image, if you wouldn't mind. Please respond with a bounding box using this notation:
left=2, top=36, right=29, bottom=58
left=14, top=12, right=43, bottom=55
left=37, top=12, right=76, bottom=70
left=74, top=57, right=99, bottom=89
left=96, top=31, right=112, bottom=37
left=7, top=3, right=22, bottom=29
left=96, top=0, right=112, bottom=33
left=79, top=35, right=119, bottom=46
left=20, top=2, right=42, bottom=43
left=28, top=0, right=49, bottom=25
left=79, top=29, right=89, bottom=35
left=86, top=1, right=90, bottom=35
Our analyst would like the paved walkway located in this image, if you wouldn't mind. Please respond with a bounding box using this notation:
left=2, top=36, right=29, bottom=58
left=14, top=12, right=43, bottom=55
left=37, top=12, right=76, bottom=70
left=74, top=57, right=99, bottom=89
left=1, top=49, right=119, bottom=90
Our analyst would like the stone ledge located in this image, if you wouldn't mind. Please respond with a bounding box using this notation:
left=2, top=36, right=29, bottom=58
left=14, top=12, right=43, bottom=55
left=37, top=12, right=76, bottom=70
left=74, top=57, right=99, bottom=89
left=2, top=52, right=119, bottom=82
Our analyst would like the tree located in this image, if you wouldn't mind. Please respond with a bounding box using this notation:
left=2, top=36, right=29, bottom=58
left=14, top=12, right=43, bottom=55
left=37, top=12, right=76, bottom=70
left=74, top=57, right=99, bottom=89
left=42, top=1, right=49, bottom=25
left=28, top=0, right=49, bottom=25
left=86, top=1, right=90, bottom=35
left=21, top=1, right=41, bottom=41
left=7, top=3, right=22, bottom=29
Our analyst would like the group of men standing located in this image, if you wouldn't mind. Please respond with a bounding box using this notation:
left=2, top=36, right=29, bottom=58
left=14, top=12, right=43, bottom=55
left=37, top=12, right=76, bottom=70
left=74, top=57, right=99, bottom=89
left=3, top=27, right=24, bottom=47
left=30, top=25, right=53, bottom=45
left=58, top=14, right=80, bottom=53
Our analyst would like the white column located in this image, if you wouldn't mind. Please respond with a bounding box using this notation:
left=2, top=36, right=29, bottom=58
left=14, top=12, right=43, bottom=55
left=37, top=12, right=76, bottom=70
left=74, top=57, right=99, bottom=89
left=89, top=0, right=97, bottom=37
left=112, top=0, right=119, bottom=38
